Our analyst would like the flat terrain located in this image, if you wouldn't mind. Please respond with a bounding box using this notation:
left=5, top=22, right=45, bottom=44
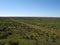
left=0, top=17, right=60, bottom=45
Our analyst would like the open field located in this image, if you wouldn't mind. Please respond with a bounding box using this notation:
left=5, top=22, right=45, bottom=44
left=0, top=17, right=60, bottom=45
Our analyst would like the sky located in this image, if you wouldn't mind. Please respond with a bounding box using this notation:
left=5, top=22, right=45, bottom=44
left=0, top=0, right=60, bottom=17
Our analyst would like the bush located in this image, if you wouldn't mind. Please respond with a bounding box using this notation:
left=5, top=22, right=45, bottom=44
left=0, top=31, right=12, bottom=39
left=34, top=41, right=39, bottom=45
left=30, top=35, right=34, bottom=40
left=9, top=40, right=19, bottom=45
left=0, top=41, right=5, bottom=45
left=46, top=33, right=49, bottom=37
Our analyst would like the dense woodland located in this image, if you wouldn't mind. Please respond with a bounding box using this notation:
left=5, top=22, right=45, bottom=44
left=0, top=17, right=60, bottom=45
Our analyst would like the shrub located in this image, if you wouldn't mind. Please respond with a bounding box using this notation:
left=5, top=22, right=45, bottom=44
left=0, top=31, right=12, bottom=39
left=34, top=41, right=39, bottom=45
left=46, top=33, right=49, bottom=37
left=0, top=41, right=5, bottom=45
left=9, top=40, right=19, bottom=45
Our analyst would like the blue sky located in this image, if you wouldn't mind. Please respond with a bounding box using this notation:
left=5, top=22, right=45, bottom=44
left=0, top=0, right=60, bottom=17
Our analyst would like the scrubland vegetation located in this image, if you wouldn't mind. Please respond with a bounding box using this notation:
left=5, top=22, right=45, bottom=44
left=0, top=17, right=60, bottom=45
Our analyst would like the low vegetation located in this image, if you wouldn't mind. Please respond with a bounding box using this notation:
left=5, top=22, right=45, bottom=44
left=0, top=17, right=60, bottom=45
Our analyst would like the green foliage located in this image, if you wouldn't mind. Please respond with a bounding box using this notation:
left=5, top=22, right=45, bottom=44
left=0, top=17, right=60, bottom=45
